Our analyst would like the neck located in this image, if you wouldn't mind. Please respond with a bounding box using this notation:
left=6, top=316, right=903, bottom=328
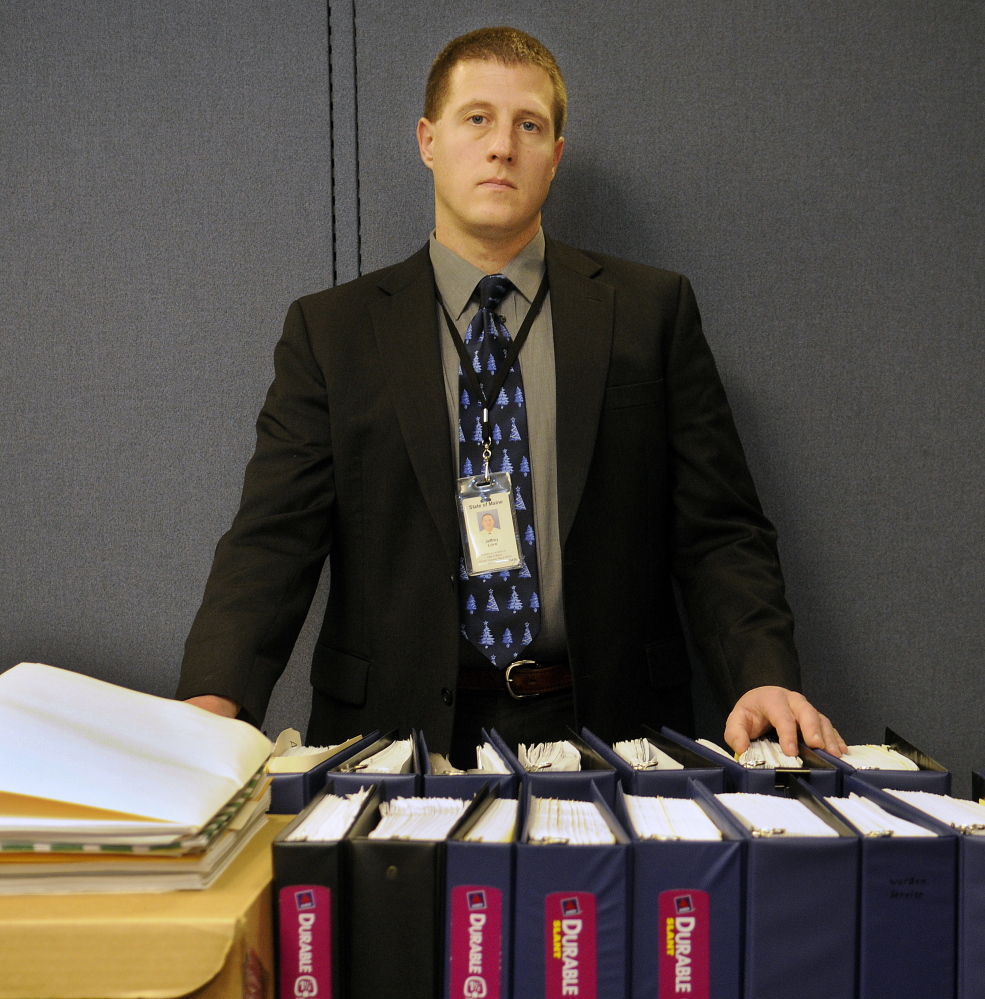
left=433, top=218, right=540, bottom=273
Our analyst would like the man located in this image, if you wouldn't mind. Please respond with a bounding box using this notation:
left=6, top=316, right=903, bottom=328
left=479, top=514, right=499, bottom=535
left=178, top=27, right=845, bottom=762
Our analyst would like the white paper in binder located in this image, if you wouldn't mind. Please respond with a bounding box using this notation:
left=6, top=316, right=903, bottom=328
left=886, top=790, right=985, bottom=834
left=344, top=738, right=414, bottom=774
left=286, top=788, right=372, bottom=842
left=518, top=740, right=581, bottom=772
left=696, top=738, right=735, bottom=760
left=624, top=794, right=722, bottom=840
left=474, top=742, right=512, bottom=774
left=526, top=797, right=616, bottom=845
left=738, top=739, right=803, bottom=769
left=717, top=793, right=838, bottom=837
left=824, top=793, right=936, bottom=837
left=613, top=738, right=684, bottom=771
left=429, top=753, right=465, bottom=775
left=368, top=796, right=468, bottom=840
left=840, top=745, right=920, bottom=771
left=464, top=798, right=519, bottom=843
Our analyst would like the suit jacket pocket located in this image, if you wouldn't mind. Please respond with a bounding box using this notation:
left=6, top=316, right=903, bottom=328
left=602, top=379, right=662, bottom=410
left=645, top=636, right=693, bottom=690
left=310, top=643, right=370, bottom=707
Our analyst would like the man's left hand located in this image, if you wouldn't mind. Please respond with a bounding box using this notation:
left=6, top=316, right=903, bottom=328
left=724, top=685, right=847, bottom=758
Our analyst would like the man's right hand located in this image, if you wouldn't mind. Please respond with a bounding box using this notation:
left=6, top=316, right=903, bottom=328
left=185, top=694, right=240, bottom=718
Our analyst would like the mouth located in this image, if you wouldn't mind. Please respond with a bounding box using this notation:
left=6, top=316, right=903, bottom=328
left=479, top=178, right=516, bottom=190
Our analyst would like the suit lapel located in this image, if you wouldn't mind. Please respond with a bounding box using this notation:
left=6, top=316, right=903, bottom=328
left=546, top=238, right=614, bottom=548
left=369, top=247, right=460, bottom=570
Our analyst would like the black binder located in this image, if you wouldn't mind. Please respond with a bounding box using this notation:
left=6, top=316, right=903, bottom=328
left=273, top=781, right=381, bottom=999
left=348, top=784, right=486, bottom=999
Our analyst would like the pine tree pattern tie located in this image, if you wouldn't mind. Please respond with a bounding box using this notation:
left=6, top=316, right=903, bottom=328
left=458, top=274, right=541, bottom=667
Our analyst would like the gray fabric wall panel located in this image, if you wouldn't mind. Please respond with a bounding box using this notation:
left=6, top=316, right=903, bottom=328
left=348, top=1, right=984, bottom=789
left=1, top=2, right=333, bottom=736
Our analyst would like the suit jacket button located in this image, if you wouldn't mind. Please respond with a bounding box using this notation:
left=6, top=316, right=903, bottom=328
left=441, top=687, right=454, bottom=706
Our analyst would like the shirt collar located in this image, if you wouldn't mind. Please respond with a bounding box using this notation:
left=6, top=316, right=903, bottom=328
left=429, top=228, right=546, bottom=320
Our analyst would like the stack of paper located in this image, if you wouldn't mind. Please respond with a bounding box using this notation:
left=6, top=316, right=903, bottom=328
left=886, top=790, right=985, bottom=834
left=368, top=797, right=468, bottom=840
left=624, top=794, right=722, bottom=840
left=825, top=793, right=936, bottom=837
left=613, top=738, right=684, bottom=771
left=717, top=793, right=838, bottom=837
left=841, top=745, right=920, bottom=771
left=518, top=740, right=581, bottom=772
left=526, top=797, right=616, bottom=844
left=0, top=662, right=273, bottom=893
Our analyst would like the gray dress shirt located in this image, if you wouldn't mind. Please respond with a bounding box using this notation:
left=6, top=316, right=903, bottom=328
left=429, top=229, right=566, bottom=662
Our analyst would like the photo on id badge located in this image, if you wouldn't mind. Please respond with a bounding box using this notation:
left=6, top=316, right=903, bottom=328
left=461, top=492, right=522, bottom=574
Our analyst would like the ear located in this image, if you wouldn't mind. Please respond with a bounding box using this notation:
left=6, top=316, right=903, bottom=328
left=551, top=135, right=565, bottom=177
left=417, top=117, right=436, bottom=170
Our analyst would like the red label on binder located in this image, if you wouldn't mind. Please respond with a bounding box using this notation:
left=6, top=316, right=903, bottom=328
left=279, top=884, right=332, bottom=998
left=545, top=891, right=597, bottom=998
left=658, top=889, right=710, bottom=998
left=449, top=885, right=503, bottom=998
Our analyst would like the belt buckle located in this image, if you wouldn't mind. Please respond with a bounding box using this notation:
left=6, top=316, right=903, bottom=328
left=504, top=659, right=539, bottom=700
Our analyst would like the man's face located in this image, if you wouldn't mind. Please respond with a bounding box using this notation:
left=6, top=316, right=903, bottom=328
left=418, top=59, right=564, bottom=249
left=481, top=513, right=495, bottom=532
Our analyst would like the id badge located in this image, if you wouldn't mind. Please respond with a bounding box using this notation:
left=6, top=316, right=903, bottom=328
left=456, top=471, right=524, bottom=576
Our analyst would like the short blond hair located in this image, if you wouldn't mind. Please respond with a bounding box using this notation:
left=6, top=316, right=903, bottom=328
left=424, top=26, right=567, bottom=137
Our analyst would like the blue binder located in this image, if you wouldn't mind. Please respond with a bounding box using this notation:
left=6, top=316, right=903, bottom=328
left=835, top=779, right=958, bottom=999
left=267, top=731, right=380, bottom=814
left=815, top=727, right=951, bottom=794
left=325, top=730, right=419, bottom=797
left=444, top=785, right=521, bottom=999
left=417, top=729, right=519, bottom=800
left=489, top=727, right=617, bottom=806
left=958, top=798, right=985, bottom=999
left=579, top=725, right=725, bottom=796
left=513, top=783, right=630, bottom=999
left=661, top=725, right=838, bottom=795
left=615, top=779, right=744, bottom=999
left=698, top=779, right=859, bottom=999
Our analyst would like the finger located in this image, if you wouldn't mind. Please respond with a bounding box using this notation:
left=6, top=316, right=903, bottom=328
left=724, top=704, right=770, bottom=755
left=794, top=702, right=826, bottom=751
left=773, top=707, right=801, bottom=757
left=818, top=714, right=848, bottom=756
left=723, top=709, right=754, bottom=755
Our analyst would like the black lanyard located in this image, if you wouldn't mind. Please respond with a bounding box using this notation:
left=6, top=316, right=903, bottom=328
left=438, top=273, right=549, bottom=477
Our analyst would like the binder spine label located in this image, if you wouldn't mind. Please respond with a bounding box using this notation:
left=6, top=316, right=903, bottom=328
left=658, top=889, right=710, bottom=998
left=449, top=885, right=503, bottom=998
left=545, top=891, right=597, bottom=998
left=279, top=884, right=332, bottom=998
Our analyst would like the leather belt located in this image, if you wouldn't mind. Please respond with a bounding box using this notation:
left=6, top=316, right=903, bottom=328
left=457, top=659, right=573, bottom=700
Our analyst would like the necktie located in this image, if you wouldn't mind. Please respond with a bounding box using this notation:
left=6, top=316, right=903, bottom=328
left=458, top=275, right=541, bottom=667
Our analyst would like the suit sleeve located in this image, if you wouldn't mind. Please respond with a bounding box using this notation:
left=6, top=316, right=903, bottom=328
left=175, top=300, right=335, bottom=725
left=664, top=275, right=801, bottom=705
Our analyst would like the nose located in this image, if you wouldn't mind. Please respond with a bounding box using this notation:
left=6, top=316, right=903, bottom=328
left=487, top=121, right=515, bottom=162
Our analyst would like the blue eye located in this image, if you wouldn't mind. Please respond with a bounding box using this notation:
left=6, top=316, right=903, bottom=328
left=520, top=121, right=538, bottom=132
left=470, top=115, right=485, bottom=125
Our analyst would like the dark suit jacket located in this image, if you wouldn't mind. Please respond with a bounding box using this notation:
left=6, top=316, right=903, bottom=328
left=176, top=236, right=800, bottom=746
